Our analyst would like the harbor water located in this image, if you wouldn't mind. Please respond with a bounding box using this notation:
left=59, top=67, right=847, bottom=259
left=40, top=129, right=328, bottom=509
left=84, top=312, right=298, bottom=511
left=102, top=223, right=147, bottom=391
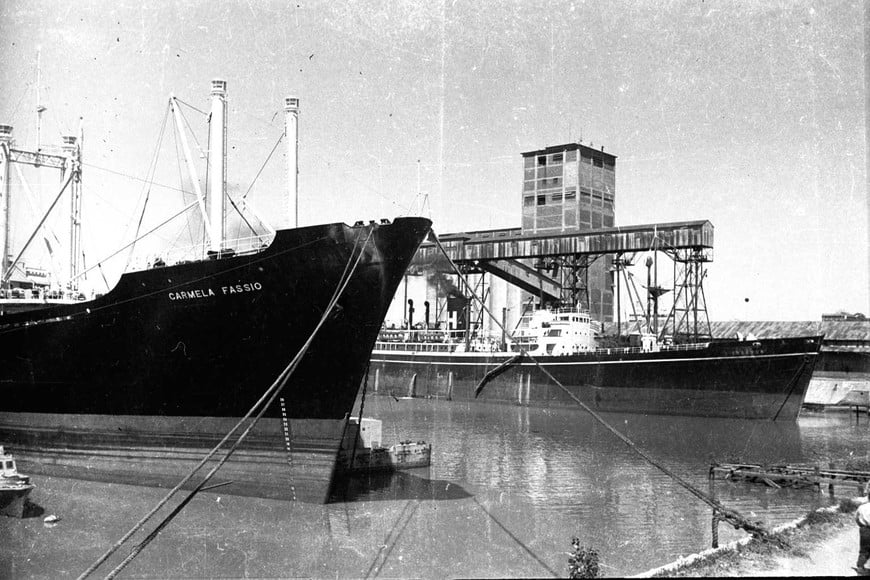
left=2, top=397, right=867, bottom=578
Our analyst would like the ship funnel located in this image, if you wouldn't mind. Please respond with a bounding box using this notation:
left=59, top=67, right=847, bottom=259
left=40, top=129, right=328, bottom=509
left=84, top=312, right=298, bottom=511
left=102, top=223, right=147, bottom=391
left=284, top=96, right=299, bottom=228
left=208, top=79, right=227, bottom=251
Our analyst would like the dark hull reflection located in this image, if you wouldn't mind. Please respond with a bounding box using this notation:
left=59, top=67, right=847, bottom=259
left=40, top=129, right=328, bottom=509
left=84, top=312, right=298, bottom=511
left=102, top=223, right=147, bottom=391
left=329, top=469, right=471, bottom=503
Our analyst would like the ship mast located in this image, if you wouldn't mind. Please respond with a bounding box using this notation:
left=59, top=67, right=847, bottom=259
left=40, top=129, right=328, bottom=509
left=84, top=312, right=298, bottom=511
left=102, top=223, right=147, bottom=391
left=284, top=95, right=299, bottom=228
left=208, top=79, right=227, bottom=252
left=0, top=126, right=11, bottom=281
left=64, top=123, right=83, bottom=291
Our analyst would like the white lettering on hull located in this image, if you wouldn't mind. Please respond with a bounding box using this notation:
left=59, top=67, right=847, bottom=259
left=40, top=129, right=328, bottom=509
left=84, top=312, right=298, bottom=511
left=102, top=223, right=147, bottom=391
left=168, top=281, right=263, bottom=301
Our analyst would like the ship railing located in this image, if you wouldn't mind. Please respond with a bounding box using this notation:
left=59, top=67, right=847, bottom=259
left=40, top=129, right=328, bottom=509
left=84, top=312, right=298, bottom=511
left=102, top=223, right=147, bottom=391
left=590, top=342, right=710, bottom=356
left=373, top=339, right=713, bottom=356
left=0, top=289, right=89, bottom=302
left=661, top=342, right=710, bottom=352
left=129, top=233, right=275, bottom=271
left=374, top=341, right=461, bottom=353
left=378, top=328, right=503, bottom=343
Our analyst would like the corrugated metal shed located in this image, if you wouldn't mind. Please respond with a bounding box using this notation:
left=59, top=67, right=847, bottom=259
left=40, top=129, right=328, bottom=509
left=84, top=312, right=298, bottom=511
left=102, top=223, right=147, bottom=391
left=708, top=321, right=870, bottom=342
left=604, top=320, right=869, bottom=352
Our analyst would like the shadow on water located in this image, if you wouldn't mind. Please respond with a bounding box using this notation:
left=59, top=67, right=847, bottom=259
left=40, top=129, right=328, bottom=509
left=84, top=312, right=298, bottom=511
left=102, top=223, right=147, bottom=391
left=328, top=469, right=472, bottom=503
left=21, top=499, right=45, bottom=519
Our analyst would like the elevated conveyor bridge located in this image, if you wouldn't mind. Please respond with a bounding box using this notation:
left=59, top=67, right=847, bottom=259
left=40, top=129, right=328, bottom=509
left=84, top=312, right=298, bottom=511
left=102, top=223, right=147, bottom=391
left=418, top=220, right=713, bottom=262
left=414, top=220, right=715, bottom=342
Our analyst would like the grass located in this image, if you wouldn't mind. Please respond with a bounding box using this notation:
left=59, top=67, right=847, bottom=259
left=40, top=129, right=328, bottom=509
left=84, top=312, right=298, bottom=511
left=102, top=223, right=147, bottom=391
left=648, top=499, right=860, bottom=577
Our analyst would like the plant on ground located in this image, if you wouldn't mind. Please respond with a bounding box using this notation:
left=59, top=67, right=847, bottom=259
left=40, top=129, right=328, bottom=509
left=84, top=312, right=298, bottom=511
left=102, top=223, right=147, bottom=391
left=568, top=537, right=600, bottom=579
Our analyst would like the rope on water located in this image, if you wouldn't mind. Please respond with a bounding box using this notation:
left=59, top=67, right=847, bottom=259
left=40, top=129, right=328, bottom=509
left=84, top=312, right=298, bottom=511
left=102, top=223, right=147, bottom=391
left=430, top=232, right=771, bottom=539
left=78, top=229, right=374, bottom=580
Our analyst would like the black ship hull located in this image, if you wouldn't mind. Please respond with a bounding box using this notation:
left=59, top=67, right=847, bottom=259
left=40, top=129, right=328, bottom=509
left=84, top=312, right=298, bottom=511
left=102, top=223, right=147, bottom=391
left=370, top=336, right=823, bottom=420
left=0, top=217, right=431, bottom=502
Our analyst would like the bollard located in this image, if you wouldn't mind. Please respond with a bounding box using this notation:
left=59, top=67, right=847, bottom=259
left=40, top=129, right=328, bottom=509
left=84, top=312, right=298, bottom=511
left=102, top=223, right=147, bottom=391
left=447, top=371, right=453, bottom=401
left=374, top=368, right=380, bottom=393
left=408, top=373, right=417, bottom=398
left=711, top=509, right=720, bottom=548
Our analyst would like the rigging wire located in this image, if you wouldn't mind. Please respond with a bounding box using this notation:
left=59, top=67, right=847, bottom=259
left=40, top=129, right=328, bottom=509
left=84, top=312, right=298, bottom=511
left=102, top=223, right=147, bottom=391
left=78, top=229, right=374, bottom=580
left=171, top=105, right=207, bottom=252
left=0, top=232, right=332, bottom=340
left=69, top=201, right=200, bottom=285
left=181, top=96, right=261, bottom=249
left=429, top=231, right=771, bottom=539
left=240, top=131, right=283, bottom=202
left=124, top=103, right=171, bottom=273
left=172, top=97, right=209, bottom=118
left=81, top=162, right=189, bottom=195
left=170, top=113, right=201, bottom=250
left=230, top=129, right=285, bottom=241
left=177, top=104, right=206, bottom=161
left=226, top=192, right=261, bottom=242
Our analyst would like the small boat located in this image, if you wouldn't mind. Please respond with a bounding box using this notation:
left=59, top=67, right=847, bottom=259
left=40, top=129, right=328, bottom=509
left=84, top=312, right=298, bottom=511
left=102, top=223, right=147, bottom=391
left=0, top=446, right=34, bottom=518
left=337, top=418, right=431, bottom=473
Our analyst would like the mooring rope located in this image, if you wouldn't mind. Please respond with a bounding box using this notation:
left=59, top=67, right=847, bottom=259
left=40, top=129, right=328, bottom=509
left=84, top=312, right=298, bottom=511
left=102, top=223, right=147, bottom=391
left=771, top=354, right=812, bottom=422
left=0, top=232, right=332, bottom=338
left=430, top=232, right=771, bottom=539
left=349, top=364, right=371, bottom=472
left=79, top=229, right=374, bottom=580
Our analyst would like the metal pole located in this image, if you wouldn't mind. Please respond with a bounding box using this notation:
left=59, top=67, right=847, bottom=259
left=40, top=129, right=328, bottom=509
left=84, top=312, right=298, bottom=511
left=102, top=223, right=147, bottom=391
left=653, top=246, right=659, bottom=337
left=0, top=130, right=10, bottom=286
left=208, top=80, right=227, bottom=252
left=616, top=256, right=621, bottom=338
left=694, top=255, right=699, bottom=339
left=62, top=134, right=81, bottom=290
left=284, top=96, right=299, bottom=229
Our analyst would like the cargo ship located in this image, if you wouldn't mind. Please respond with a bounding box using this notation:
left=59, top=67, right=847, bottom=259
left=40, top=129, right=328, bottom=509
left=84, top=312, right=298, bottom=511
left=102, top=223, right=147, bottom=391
left=370, top=305, right=823, bottom=420
left=0, top=81, right=431, bottom=502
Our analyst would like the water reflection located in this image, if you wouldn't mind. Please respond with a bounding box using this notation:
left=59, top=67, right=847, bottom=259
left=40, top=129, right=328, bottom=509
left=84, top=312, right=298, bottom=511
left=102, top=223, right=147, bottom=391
left=8, top=399, right=863, bottom=578
left=329, top=469, right=471, bottom=503
left=358, top=395, right=844, bottom=574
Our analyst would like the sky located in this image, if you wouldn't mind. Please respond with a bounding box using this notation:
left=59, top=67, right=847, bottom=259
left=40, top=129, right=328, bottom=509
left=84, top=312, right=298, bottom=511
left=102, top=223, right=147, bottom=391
left=0, top=0, right=867, bottom=321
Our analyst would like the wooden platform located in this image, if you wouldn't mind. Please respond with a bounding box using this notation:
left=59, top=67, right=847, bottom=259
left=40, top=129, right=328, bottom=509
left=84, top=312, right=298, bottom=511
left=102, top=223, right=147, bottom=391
left=709, top=462, right=870, bottom=495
